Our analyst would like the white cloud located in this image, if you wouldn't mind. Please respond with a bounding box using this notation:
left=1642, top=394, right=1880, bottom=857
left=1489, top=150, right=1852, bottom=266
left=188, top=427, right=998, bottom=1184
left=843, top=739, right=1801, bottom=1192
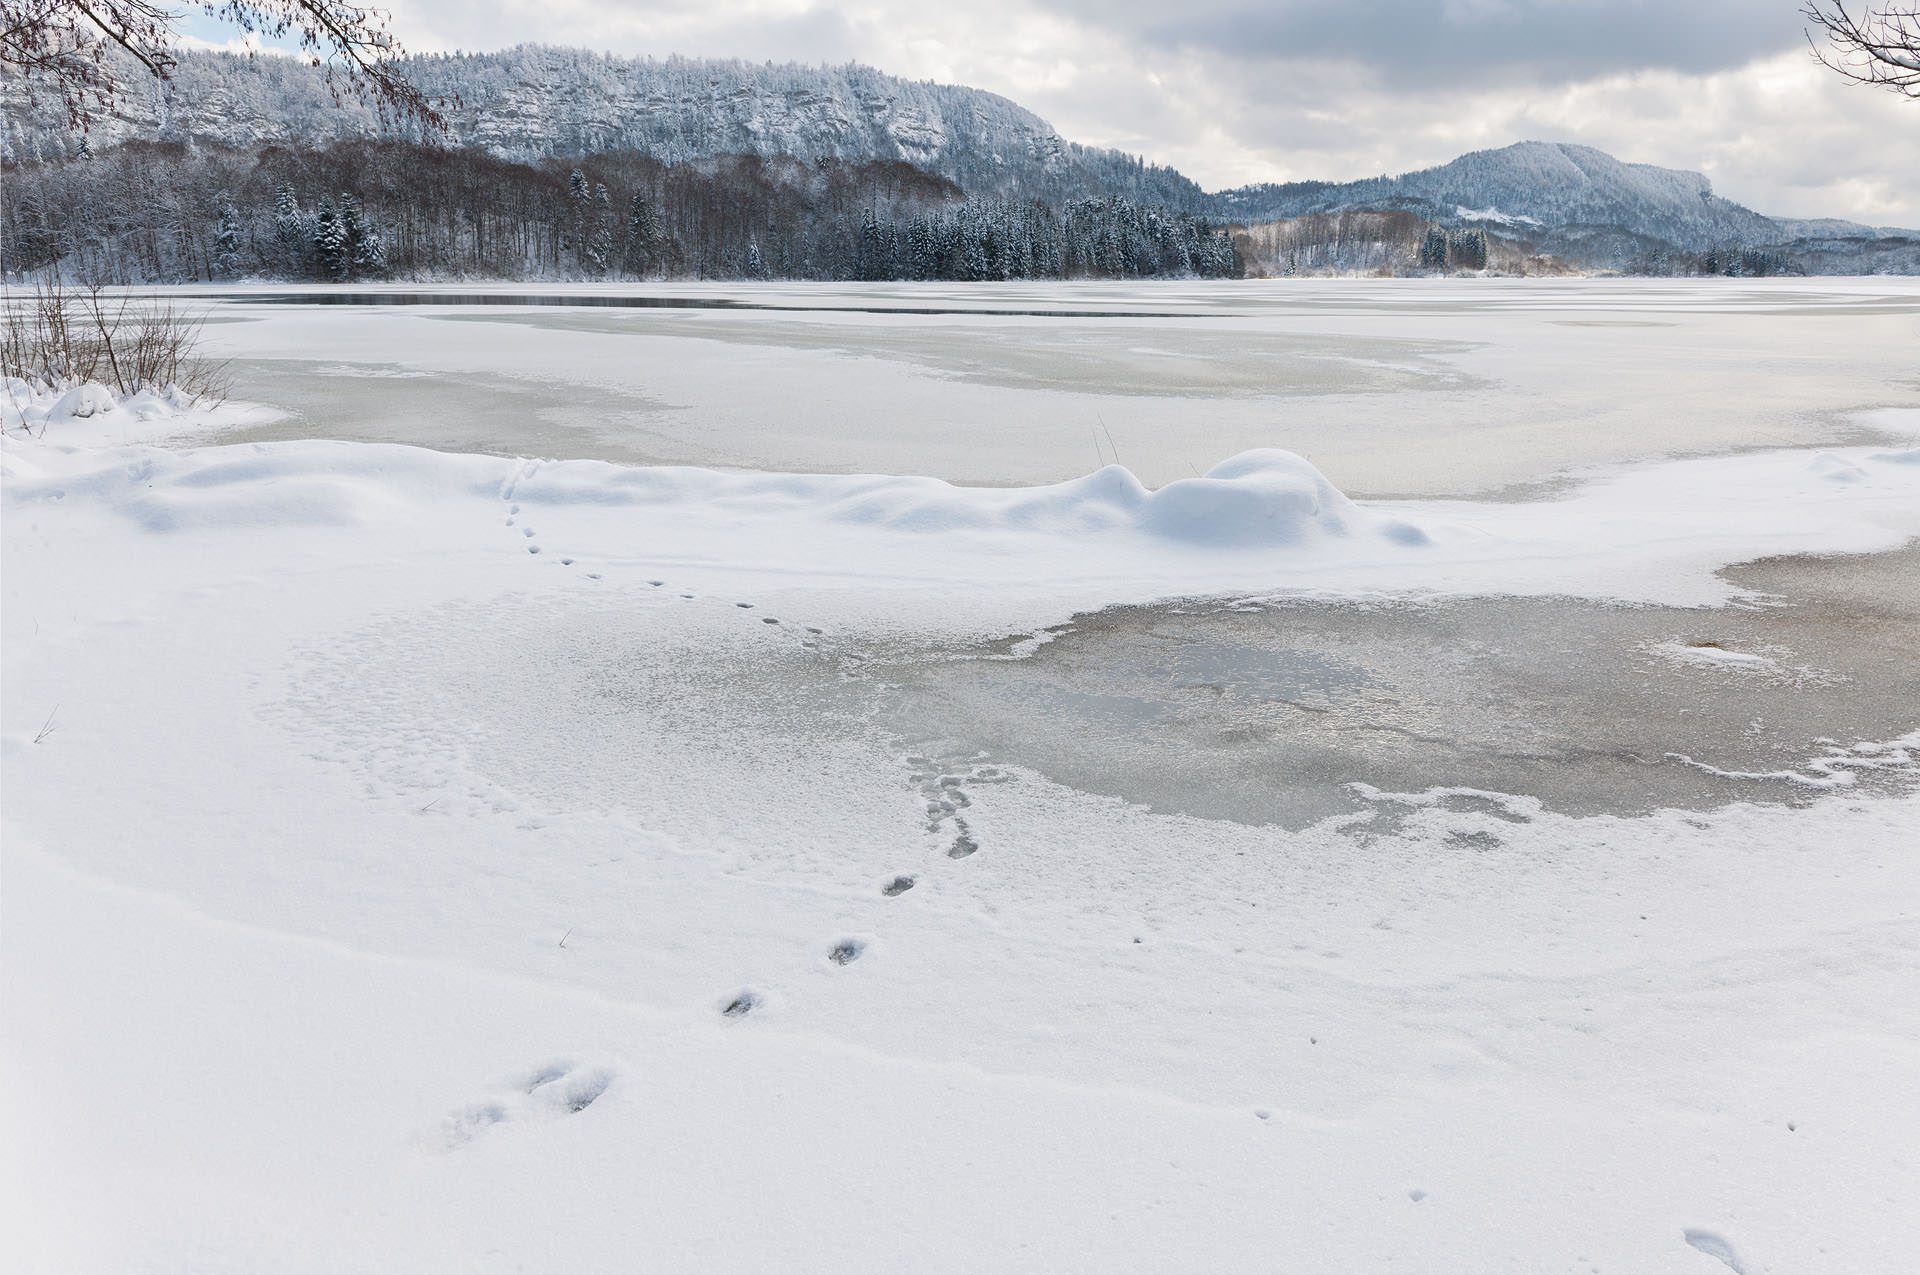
left=372, top=0, right=1920, bottom=224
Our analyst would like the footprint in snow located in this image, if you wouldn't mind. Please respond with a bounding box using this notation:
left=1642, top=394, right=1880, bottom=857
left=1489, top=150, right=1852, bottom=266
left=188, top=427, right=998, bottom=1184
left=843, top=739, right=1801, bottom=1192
left=882, top=875, right=916, bottom=896
left=720, top=989, right=763, bottom=1018
left=1683, top=1230, right=1746, bottom=1274
left=438, top=1057, right=619, bottom=1149
left=827, top=938, right=867, bottom=965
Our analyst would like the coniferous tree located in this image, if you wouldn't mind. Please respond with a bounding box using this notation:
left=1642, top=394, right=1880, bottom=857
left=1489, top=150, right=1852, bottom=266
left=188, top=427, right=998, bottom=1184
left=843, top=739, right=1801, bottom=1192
left=272, top=181, right=310, bottom=277
left=313, top=195, right=347, bottom=279
left=213, top=195, right=244, bottom=277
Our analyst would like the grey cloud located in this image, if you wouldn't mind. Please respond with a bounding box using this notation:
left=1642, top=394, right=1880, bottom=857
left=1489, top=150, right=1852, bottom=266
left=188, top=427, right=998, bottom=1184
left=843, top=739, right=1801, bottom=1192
left=1036, top=0, right=1804, bottom=86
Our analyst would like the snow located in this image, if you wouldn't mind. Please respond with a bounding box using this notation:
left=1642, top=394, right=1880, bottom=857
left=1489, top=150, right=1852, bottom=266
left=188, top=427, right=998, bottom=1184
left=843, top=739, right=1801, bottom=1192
left=1654, top=640, right=1778, bottom=670
left=1453, top=203, right=1545, bottom=228
left=4, top=377, right=283, bottom=449
left=6, top=305, right=1920, bottom=1272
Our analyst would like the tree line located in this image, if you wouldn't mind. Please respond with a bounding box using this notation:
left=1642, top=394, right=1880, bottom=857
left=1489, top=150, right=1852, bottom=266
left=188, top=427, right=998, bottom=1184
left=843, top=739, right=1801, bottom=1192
left=0, top=140, right=1240, bottom=283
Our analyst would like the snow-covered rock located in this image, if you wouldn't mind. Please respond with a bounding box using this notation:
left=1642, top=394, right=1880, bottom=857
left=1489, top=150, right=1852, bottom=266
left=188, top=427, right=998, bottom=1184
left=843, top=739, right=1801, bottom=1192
left=49, top=383, right=116, bottom=421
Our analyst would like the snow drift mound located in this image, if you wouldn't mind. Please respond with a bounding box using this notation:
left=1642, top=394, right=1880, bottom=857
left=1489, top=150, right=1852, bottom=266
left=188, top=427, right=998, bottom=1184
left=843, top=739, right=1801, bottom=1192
left=1135, top=449, right=1426, bottom=547
left=8, top=438, right=1429, bottom=553
left=509, top=446, right=1423, bottom=549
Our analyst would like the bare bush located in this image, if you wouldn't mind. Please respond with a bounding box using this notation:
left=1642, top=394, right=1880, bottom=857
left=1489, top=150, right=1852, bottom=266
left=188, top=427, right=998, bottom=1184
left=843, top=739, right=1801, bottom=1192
left=1, top=277, right=229, bottom=402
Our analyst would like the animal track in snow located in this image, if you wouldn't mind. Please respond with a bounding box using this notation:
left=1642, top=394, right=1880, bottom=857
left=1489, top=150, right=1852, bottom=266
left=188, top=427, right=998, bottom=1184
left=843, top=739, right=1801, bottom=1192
left=720, top=989, right=763, bottom=1018
left=827, top=938, right=867, bottom=965
left=438, top=1057, right=618, bottom=1149
left=881, top=875, right=916, bottom=896
left=905, top=750, right=1010, bottom=860
left=1682, top=1229, right=1746, bottom=1273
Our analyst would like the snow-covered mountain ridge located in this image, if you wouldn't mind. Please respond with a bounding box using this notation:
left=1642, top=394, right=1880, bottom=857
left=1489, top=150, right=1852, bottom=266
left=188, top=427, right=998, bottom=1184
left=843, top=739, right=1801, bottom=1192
left=1213, top=141, right=1784, bottom=251
left=0, top=46, right=1205, bottom=209
left=5, top=48, right=1905, bottom=258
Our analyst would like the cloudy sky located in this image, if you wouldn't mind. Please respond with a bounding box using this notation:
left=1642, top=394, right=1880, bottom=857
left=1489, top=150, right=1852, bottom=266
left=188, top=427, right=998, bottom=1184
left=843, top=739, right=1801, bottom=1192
left=204, top=0, right=1920, bottom=223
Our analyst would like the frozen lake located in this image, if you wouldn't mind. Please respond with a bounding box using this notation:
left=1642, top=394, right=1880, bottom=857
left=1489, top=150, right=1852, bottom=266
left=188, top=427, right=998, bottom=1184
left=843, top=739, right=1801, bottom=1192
left=188, top=276, right=1920, bottom=496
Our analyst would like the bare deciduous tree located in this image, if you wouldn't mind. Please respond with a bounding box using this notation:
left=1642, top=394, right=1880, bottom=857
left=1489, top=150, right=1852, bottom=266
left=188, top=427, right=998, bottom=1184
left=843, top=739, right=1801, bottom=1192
left=1805, top=1, right=1920, bottom=97
left=0, top=0, right=443, bottom=130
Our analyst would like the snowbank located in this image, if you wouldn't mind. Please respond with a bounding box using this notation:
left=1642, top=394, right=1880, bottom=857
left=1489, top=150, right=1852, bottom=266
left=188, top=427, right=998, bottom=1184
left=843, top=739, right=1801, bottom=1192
left=2, top=379, right=278, bottom=449
left=9, top=428, right=1920, bottom=609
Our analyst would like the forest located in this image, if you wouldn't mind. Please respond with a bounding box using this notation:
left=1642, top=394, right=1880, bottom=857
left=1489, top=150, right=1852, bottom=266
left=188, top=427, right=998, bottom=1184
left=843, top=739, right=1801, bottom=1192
left=0, top=140, right=1243, bottom=282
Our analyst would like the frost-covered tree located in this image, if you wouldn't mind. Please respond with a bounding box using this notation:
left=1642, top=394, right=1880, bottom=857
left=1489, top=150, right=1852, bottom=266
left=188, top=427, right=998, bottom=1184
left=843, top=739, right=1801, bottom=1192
left=339, top=192, right=386, bottom=277
left=213, top=195, right=244, bottom=277
left=623, top=193, right=663, bottom=276
left=1449, top=227, right=1488, bottom=270
left=271, top=181, right=310, bottom=277
left=313, top=194, right=347, bottom=279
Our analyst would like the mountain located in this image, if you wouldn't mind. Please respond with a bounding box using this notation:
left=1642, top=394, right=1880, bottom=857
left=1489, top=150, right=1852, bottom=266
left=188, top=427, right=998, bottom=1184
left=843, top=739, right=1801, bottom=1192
left=0, top=45, right=1205, bottom=210
left=1212, top=141, right=1782, bottom=252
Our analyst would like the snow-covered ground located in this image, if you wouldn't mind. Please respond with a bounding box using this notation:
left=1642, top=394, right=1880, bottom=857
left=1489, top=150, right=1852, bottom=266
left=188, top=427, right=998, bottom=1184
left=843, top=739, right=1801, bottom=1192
left=5, top=282, right=1920, bottom=1273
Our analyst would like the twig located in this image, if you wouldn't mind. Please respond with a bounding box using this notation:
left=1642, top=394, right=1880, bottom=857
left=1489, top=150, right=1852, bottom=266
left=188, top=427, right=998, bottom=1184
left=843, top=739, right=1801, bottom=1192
left=1098, top=411, right=1122, bottom=467
left=33, top=705, right=59, bottom=744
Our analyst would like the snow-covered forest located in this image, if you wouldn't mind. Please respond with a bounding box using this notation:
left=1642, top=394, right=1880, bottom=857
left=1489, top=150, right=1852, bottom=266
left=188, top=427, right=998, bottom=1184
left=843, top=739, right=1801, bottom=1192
left=0, top=140, right=1241, bottom=282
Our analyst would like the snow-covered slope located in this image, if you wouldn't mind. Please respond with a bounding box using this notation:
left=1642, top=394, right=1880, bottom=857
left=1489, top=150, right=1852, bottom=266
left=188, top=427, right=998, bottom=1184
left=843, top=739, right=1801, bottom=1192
left=1216, top=141, right=1784, bottom=250
left=0, top=46, right=1204, bottom=208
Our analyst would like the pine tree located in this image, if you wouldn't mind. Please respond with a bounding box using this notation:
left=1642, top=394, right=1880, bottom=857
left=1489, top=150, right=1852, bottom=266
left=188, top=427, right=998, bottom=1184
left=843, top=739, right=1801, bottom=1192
left=859, top=208, right=887, bottom=281
left=625, top=193, right=662, bottom=276
left=1449, top=227, right=1488, bottom=271
left=313, top=195, right=348, bottom=280
left=272, top=181, right=311, bottom=277
left=585, top=182, right=613, bottom=273
left=213, top=196, right=244, bottom=277
left=340, top=194, right=388, bottom=277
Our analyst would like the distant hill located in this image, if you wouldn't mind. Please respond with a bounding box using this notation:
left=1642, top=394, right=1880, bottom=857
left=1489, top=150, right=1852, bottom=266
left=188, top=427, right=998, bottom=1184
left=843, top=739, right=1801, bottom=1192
left=1212, top=141, right=1782, bottom=253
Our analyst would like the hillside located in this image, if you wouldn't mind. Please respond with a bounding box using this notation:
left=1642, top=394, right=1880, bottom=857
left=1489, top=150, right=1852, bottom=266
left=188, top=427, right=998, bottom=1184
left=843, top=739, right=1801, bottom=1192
left=1214, top=141, right=1783, bottom=252
left=0, top=46, right=1205, bottom=211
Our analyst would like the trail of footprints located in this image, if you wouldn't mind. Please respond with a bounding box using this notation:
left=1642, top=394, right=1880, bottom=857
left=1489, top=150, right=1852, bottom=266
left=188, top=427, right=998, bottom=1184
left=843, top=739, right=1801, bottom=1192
left=495, top=460, right=824, bottom=645
left=493, top=463, right=1006, bottom=1023
left=718, top=750, right=1011, bottom=1020
left=439, top=1057, right=619, bottom=1150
